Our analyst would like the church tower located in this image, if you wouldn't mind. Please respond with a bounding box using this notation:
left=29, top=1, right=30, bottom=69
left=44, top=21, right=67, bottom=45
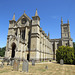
left=61, top=18, right=73, bottom=47
left=30, top=9, right=40, bottom=61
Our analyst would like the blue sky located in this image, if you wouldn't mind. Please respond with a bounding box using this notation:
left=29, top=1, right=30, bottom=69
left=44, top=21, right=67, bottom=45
left=0, top=0, right=75, bottom=47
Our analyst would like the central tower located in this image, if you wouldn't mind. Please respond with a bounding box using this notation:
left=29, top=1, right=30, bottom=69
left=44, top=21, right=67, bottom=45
left=61, top=18, right=73, bottom=46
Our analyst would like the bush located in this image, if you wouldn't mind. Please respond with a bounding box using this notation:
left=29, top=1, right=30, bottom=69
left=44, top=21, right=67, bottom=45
left=56, top=46, right=74, bottom=64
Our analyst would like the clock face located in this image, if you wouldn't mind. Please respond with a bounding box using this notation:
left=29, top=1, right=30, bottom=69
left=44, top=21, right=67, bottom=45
left=22, top=18, right=27, bottom=24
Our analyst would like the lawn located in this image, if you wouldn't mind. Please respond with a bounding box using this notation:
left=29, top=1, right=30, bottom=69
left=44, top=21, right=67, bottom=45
left=0, top=61, right=75, bottom=75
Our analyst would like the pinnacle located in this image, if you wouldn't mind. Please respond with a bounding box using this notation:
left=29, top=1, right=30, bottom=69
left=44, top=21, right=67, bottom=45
left=35, top=9, right=38, bottom=16
left=67, top=19, right=69, bottom=24
left=48, top=32, right=50, bottom=38
left=12, top=13, right=15, bottom=20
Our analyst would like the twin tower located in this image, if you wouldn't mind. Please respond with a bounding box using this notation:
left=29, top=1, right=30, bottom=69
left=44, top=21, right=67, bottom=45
left=5, top=9, right=73, bottom=61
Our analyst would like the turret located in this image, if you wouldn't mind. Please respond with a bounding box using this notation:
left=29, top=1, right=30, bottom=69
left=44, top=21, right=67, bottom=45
left=8, top=13, right=16, bottom=36
left=32, top=9, right=40, bottom=26
left=9, top=13, right=16, bottom=28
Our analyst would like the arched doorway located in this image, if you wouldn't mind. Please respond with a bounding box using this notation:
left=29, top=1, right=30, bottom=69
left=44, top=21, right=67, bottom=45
left=11, top=43, right=16, bottom=58
left=27, top=54, right=29, bottom=61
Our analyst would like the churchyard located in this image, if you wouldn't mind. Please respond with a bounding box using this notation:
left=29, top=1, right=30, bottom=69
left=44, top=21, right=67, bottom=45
left=0, top=60, right=75, bottom=75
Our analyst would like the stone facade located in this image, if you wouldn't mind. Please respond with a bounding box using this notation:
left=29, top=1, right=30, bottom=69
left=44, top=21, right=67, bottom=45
left=5, top=9, right=73, bottom=61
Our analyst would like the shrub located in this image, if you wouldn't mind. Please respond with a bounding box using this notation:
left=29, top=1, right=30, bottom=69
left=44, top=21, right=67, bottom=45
left=56, top=46, right=74, bottom=64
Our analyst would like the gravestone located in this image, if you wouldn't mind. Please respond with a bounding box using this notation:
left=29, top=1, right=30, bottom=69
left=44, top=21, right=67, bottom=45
left=32, top=59, right=35, bottom=66
left=2, top=61, right=4, bottom=65
left=22, top=59, right=28, bottom=72
left=13, top=59, right=19, bottom=71
left=17, top=59, right=20, bottom=70
left=17, top=58, right=20, bottom=65
left=0, top=62, right=3, bottom=68
left=60, top=59, right=64, bottom=65
left=7, top=59, right=10, bottom=65
left=45, top=65, right=48, bottom=69
left=11, top=59, right=14, bottom=66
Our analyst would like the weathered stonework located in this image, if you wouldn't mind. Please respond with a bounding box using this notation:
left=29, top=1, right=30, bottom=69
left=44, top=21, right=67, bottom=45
left=5, top=10, right=73, bottom=61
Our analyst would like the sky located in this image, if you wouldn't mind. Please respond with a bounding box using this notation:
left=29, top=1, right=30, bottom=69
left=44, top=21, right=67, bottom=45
left=0, top=0, right=75, bottom=48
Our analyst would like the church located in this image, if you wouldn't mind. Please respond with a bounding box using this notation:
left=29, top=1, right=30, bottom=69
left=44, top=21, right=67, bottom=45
left=5, top=9, right=73, bottom=61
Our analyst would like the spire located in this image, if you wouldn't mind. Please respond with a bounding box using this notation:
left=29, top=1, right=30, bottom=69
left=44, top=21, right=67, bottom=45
left=12, top=13, right=15, bottom=20
left=67, top=19, right=69, bottom=24
left=61, top=17, right=63, bottom=25
left=61, top=17, right=63, bottom=21
left=35, top=9, right=38, bottom=16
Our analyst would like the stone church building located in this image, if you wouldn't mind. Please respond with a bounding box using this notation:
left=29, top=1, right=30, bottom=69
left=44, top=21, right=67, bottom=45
left=5, top=9, right=73, bottom=61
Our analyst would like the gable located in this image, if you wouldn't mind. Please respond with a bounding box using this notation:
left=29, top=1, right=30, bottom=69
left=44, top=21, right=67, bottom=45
left=17, top=13, right=31, bottom=23
left=16, top=13, right=31, bottom=27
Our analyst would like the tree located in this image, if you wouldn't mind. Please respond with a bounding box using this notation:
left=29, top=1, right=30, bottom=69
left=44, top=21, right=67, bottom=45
left=56, top=46, right=74, bottom=64
left=73, top=42, right=75, bottom=54
left=0, top=46, right=6, bottom=57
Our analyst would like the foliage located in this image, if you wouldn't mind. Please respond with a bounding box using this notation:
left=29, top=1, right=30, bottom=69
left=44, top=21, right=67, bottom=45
left=73, top=42, right=75, bottom=54
left=73, top=42, right=75, bottom=50
left=56, top=46, right=74, bottom=64
left=0, top=46, right=6, bottom=57
left=73, top=42, right=75, bottom=64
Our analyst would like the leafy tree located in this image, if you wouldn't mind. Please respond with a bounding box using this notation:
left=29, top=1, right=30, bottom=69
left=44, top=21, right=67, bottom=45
left=56, top=46, right=74, bottom=64
left=0, top=46, right=6, bottom=57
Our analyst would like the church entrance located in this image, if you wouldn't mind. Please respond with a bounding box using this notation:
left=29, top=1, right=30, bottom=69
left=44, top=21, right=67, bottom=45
left=11, top=43, right=16, bottom=58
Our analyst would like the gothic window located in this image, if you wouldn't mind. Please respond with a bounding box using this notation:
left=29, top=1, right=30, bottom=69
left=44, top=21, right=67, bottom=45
left=28, top=31, right=30, bottom=48
left=20, top=30, right=21, bottom=38
left=64, top=27, right=67, bottom=32
left=22, top=29, right=25, bottom=40
left=15, top=30, right=17, bottom=36
left=21, top=18, right=27, bottom=24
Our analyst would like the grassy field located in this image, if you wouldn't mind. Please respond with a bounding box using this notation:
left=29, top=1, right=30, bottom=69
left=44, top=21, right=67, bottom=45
left=0, top=61, right=75, bottom=75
